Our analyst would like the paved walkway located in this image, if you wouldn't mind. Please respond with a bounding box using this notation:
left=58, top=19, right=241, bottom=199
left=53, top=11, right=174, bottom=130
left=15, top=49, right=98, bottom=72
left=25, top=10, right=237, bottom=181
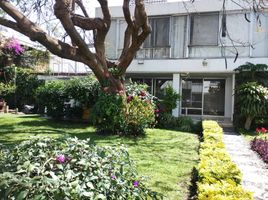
left=223, top=131, right=268, bottom=200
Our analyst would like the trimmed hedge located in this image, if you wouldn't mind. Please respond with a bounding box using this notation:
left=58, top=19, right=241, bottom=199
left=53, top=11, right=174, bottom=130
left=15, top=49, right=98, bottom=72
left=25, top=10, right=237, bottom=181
left=197, top=120, right=253, bottom=200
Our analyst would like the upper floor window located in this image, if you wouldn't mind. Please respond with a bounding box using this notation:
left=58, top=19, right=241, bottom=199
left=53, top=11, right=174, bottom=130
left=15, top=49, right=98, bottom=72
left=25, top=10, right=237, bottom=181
left=144, top=17, right=170, bottom=48
left=190, top=13, right=219, bottom=46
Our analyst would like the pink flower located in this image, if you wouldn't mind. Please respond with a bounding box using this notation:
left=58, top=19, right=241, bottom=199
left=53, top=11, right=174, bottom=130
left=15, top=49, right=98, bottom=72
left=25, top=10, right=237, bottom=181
left=154, top=109, right=160, bottom=113
left=127, top=95, right=133, bottom=103
left=111, top=175, right=116, bottom=180
left=56, top=155, right=65, bottom=164
left=140, top=91, right=146, bottom=96
left=133, top=181, right=139, bottom=187
left=5, top=39, right=24, bottom=55
left=261, top=127, right=267, bottom=134
left=256, top=128, right=260, bottom=133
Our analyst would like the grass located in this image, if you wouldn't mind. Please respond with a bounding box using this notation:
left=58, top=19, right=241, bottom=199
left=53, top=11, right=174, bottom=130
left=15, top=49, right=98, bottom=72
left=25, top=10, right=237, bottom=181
left=0, top=114, right=199, bottom=200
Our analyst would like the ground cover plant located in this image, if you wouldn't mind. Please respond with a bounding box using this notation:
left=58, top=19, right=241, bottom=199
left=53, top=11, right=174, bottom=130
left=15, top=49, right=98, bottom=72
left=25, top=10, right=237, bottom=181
left=197, top=120, right=253, bottom=200
left=0, top=137, right=160, bottom=199
left=249, top=127, right=268, bottom=163
left=0, top=114, right=199, bottom=200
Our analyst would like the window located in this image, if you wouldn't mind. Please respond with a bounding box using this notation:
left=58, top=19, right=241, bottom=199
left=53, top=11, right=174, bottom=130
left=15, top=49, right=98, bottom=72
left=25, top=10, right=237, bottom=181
left=144, top=17, right=170, bottom=48
left=190, top=13, right=219, bottom=46
left=128, top=77, right=172, bottom=98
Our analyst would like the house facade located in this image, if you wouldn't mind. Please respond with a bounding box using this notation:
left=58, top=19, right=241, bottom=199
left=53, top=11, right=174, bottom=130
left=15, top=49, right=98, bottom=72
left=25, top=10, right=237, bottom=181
left=96, top=0, right=268, bottom=121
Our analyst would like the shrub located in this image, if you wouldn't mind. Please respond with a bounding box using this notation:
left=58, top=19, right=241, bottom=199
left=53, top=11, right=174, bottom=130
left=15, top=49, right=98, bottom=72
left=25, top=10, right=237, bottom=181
left=177, top=116, right=194, bottom=132
left=156, top=112, right=179, bottom=129
left=235, top=82, right=268, bottom=130
left=125, top=96, right=155, bottom=135
left=0, top=137, right=161, bottom=200
left=0, top=82, right=15, bottom=98
left=161, top=86, right=180, bottom=113
left=91, top=93, right=126, bottom=134
left=250, top=138, right=268, bottom=163
left=197, top=120, right=253, bottom=200
left=92, top=92, right=155, bottom=136
left=65, top=76, right=100, bottom=107
left=36, top=80, right=67, bottom=118
left=15, top=68, right=44, bottom=109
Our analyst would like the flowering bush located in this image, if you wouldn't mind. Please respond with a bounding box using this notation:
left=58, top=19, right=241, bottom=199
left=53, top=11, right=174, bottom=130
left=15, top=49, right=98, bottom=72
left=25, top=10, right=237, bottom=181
left=0, top=137, right=161, bottom=199
left=92, top=83, right=156, bottom=136
left=92, top=92, right=155, bottom=136
left=4, top=38, right=24, bottom=56
left=125, top=96, right=155, bottom=135
left=256, top=127, right=267, bottom=135
left=251, top=138, right=268, bottom=163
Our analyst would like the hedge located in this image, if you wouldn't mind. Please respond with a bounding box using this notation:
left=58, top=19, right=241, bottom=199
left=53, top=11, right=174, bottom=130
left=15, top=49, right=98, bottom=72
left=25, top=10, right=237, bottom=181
left=197, top=120, right=253, bottom=200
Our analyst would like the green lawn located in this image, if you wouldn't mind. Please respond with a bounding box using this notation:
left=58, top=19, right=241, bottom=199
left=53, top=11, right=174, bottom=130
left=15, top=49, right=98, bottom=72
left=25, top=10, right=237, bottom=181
left=0, top=114, right=199, bottom=200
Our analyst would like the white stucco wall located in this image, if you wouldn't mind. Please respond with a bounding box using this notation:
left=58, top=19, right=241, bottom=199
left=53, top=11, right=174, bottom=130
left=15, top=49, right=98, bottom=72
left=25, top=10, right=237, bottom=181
left=126, top=57, right=268, bottom=74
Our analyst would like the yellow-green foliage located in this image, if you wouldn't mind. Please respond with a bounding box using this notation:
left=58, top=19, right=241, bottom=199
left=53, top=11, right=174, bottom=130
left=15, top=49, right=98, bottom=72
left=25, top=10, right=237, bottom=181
left=198, top=181, right=254, bottom=200
left=197, top=120, right=254, bottom=200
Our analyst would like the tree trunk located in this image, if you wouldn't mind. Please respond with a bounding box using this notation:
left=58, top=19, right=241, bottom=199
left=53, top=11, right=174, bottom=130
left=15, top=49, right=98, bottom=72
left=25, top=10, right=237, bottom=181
left=244, top=116, right=254, bottom=130
left=101, top=74, right=125, bottom=94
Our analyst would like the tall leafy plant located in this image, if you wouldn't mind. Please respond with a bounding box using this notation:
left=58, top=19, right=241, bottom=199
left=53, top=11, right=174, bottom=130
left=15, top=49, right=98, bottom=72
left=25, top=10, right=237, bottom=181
left=235, top=82, right=268, bottom=130
left=234, top=62, right=268, bottom=86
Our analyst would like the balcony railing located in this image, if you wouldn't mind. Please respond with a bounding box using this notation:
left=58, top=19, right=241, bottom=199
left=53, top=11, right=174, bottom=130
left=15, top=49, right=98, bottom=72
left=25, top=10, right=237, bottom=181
left=135, top=47, right=171, bottom=59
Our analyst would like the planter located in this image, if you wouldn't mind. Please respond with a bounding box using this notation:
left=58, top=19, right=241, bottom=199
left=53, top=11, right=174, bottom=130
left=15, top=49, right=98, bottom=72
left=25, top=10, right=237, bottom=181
left=82, top=107, right=91, bottom=121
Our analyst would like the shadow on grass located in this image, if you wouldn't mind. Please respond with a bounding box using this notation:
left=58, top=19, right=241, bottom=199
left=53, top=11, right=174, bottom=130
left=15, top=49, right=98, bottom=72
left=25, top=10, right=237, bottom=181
left=187, top=167, right=198, bottom=200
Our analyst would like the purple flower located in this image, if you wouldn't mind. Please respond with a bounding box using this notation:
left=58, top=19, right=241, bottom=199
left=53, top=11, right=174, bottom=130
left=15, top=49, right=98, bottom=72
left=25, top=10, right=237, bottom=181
left=5, top=39, right=24, bottom=55
left=56, top=154, right=65, bottom=164
left=111, top=175, right=116, bottom=180
left=133, top=181, right=139, bottom=187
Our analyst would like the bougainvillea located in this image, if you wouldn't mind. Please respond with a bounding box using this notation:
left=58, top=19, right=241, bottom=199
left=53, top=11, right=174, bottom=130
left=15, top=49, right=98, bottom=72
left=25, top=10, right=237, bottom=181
left=4, top=38, right=24, bottom=55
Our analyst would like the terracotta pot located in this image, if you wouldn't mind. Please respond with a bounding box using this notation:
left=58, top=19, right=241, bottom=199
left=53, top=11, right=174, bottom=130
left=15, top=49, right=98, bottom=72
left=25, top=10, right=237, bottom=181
left=82, top=107, right=91, bottom=121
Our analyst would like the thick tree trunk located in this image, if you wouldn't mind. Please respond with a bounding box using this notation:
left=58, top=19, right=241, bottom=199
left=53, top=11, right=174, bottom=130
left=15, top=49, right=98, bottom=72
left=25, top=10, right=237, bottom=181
left=101, top=74, right=125, bottom=94
left=244, top=115, right=254, bottom=130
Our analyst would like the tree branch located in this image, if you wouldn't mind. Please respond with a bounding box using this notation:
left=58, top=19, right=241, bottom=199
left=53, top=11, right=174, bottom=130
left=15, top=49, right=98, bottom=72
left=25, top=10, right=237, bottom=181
left=92, top=0, right=111, bottom=73
left=0, top=1, right=82, bottom=62
left=54, top=0, right=96, bottom=61
left=0, top=18, right=21, bottom=33
left=117, top=0, right=151, bottom=73
left=71, top=14, right=106, bottom=30
left=75, top=0, right=89, bottom=17
left=121, top=0, right=134, bottom=54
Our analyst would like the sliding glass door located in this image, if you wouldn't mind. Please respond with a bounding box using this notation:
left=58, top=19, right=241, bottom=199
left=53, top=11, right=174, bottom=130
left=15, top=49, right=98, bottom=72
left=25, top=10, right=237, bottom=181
left=203, top=79, right=225, bottom=116
left=181, top=78, right=225, bottom=116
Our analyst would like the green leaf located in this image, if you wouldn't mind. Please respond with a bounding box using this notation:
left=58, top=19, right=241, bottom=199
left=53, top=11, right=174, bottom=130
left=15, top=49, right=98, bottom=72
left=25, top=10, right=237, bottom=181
left=16, top=190, right=28, bottom=200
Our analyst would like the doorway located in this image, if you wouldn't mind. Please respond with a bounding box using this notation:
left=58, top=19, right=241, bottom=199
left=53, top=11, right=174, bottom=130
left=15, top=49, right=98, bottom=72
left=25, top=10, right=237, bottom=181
left=181, top=78, right=225, bottom=116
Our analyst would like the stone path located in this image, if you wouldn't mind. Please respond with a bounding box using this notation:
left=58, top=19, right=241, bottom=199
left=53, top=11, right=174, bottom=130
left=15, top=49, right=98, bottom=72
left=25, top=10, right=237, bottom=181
left=223, top=131, right=268, bottom=200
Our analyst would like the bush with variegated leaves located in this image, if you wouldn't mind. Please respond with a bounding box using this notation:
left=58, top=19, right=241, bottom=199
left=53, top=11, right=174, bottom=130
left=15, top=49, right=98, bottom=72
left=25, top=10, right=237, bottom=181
left=0, top=137, right=161, bottom=200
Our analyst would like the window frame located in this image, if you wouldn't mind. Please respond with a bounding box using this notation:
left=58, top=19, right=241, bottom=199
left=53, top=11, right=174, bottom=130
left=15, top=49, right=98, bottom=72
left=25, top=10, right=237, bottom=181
left=189, top=12, right=220, bottom=46
left=143, top=16, right=171, bottom=48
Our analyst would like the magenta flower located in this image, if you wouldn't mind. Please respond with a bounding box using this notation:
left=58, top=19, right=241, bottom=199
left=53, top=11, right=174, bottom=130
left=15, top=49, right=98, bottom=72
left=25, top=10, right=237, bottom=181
left=133, top=181, right=139, bottom=187
left=140, top=91, right=146, bottom=96
left=127, top=95, right=133, bottom=103
left=5, top=39, right=24, bottom=55
left=56, top=154, right=65, bottom=164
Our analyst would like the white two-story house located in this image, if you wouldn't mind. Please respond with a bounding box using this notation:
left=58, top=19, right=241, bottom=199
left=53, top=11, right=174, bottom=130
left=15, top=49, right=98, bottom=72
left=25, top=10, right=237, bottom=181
left=96, top=0, right=268, bottom=121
